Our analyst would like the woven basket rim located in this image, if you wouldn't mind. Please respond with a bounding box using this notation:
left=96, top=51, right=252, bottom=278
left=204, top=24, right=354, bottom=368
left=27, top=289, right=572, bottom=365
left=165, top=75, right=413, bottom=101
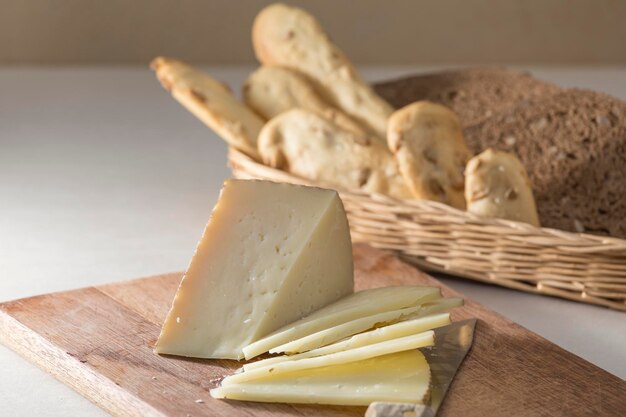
left=228, top=147, right=626, bottom=251
left=228, top=147, right=626, bottom=311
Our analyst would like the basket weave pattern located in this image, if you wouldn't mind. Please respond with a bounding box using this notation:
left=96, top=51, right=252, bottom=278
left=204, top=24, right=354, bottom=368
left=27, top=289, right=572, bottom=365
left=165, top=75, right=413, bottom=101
left=229, top=149, right=626, bottom=311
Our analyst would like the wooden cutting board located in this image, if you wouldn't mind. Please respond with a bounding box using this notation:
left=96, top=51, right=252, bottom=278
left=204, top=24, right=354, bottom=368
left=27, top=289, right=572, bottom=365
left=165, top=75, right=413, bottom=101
left=0, top=244, right=623, bottom=417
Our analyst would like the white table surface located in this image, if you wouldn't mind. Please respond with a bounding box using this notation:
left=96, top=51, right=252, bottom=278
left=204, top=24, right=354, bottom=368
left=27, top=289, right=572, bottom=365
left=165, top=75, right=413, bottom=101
left=1, top=66, right=625, bottom=416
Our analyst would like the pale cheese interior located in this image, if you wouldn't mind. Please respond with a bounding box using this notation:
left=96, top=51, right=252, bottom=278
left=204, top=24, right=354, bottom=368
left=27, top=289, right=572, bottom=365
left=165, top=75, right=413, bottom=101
left=243, top=285, right=441, bottom=359
left=244, top=312, right=451, bottom=371
left=211, top=350, right=431, bottom=406
left=223, top=330, right=434, bottom=384
left=270, top=297, right=461, bottom=354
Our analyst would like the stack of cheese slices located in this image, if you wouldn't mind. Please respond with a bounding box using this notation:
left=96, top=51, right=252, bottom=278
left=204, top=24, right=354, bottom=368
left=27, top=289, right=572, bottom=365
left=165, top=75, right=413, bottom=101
left=156, top=179, right=464, bottom=406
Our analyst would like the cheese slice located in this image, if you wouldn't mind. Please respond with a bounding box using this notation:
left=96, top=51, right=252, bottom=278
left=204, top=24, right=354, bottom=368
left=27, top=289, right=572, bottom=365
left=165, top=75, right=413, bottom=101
left=269, top=297, right=462, bottom=354
left=211, top=350, right=430, bottom=406
left=223, top=330, right=433, bottom=384
left=243, top=285, right=441, bottom=359
left=243, top=312, right=450, bottom=371
left=155, top=180, right=354, bottom=359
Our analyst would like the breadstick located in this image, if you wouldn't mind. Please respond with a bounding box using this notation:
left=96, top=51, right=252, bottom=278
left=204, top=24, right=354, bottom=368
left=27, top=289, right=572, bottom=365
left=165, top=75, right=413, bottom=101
left=465, top=149, right=540, bottom=226
left=151, top=57, right=263, bottom=160
left=243, top=65, right=366, bottom=135
left=252, top=4, right=393, bottom=140
left=258, top=109, right=412, bottom=199
left=388, top=101, right=472, bottom=209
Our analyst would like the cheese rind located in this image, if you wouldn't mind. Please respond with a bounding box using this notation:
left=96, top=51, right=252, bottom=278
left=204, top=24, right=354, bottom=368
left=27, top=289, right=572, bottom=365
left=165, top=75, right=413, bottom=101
left=224, top=330, right=433, bottom=384
left=211, top=350, right=431, bottom=406
left=269, top=297, right=462, bottom=354
left=244, top=312, right=450, bottom=371
left=242, top=285, right=441, bottom=359
left=155, top=180, right=354, bottom=359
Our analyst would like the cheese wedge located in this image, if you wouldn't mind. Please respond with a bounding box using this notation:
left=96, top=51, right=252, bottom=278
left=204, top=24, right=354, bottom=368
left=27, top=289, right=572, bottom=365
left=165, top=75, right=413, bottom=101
left=211, top=350, right=430, bottom=406
left=269, top=297, right=462, bottom=355
left=223, top=330, right=433, bottom=384
left=156, top=180, right=354, bottom=359
left=243, top=312, right=450, bottom=371
left=242, top=285, right=442, bottom=359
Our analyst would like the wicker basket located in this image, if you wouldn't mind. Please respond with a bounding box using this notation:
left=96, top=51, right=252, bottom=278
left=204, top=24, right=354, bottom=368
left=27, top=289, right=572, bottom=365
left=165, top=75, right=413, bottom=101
left=229, top=148, right=626, bottom=311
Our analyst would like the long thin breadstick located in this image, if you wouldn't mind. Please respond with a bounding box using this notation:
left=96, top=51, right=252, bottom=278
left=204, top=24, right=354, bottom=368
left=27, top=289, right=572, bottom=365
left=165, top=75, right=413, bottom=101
left=244, top=65, right=366, bottom=136
left=252, top=4, right=393, bottom=140
left=151, top=57, right=263, bottom=160
left=258, top=109, right=412, bottom=199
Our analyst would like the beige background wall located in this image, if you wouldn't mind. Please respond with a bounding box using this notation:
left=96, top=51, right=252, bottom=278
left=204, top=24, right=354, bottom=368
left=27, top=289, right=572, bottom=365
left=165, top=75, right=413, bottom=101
left=2, top=0, right=625, bottom=66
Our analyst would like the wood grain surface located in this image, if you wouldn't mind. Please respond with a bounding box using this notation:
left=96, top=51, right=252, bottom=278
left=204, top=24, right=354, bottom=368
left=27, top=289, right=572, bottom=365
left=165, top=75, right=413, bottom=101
left=0, top=244, right=624, bottom=417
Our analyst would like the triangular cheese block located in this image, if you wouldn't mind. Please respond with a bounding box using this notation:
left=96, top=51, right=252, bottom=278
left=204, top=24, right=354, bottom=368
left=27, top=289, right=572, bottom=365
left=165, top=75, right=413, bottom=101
left=211, top=350, right=431, bottom=406
left=156, top=180, right=354, bottom=359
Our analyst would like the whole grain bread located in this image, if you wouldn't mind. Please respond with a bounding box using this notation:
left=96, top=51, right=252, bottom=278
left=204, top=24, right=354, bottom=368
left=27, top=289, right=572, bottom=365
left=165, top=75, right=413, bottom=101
left=375, top=68, right=561, bottom=127
left=464, top=89, right=626, bottom=237
left=374, top=70, right=626, bottom=238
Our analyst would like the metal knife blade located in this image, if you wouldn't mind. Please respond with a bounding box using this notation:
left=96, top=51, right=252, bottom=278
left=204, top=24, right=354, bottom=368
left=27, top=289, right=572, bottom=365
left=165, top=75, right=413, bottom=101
left=365, top=319, right=477, bottom=417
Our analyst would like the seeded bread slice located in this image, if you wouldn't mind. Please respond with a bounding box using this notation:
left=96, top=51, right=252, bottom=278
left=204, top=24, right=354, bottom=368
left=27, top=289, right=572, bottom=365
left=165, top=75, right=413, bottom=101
left=463, top=89, right=626, bottom=237
left=375, top=68, right=561, bottom=127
